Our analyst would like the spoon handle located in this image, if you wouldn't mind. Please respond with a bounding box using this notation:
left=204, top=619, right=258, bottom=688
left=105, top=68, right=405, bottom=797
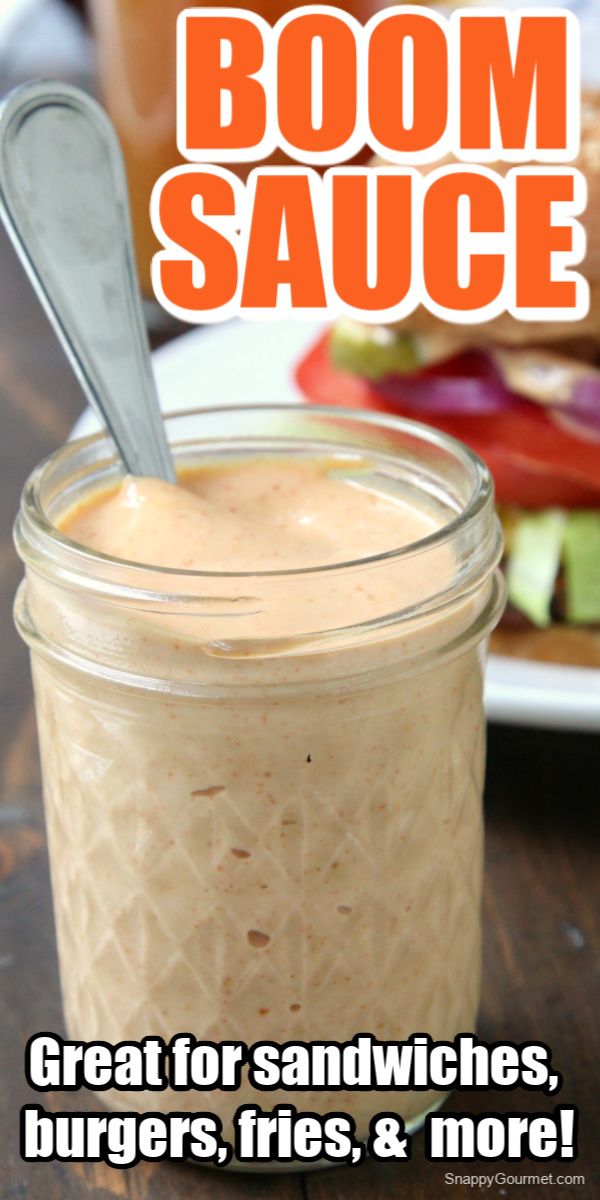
left=0, top=80, right=176, bottom=482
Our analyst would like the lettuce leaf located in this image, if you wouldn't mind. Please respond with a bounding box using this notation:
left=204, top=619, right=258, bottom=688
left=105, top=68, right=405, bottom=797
left=506, top=510, right=567, bottom=628
left=563, top=512, right=600, bottom=625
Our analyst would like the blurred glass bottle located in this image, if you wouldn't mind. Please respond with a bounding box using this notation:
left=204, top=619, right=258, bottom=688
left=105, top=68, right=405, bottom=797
left=87, top=0, right=379, bottom=303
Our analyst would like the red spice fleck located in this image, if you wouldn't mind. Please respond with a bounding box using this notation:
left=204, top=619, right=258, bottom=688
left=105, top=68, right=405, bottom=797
left=247, top=930, right=270, bottom=948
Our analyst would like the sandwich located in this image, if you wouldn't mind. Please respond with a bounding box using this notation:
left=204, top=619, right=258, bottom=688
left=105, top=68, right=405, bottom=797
left=296, top=92, right=600, bottom=667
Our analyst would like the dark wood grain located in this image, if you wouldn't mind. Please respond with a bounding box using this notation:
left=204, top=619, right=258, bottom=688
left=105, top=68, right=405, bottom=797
left=0, top=206, right=598, bottom=1200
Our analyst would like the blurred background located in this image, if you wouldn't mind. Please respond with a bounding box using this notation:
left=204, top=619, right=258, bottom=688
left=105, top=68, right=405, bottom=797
left=3, top=0, right=600, bottom=307
left=0, top=0, right=89, bottom=85
left=0, top=0, right=382, bottom=307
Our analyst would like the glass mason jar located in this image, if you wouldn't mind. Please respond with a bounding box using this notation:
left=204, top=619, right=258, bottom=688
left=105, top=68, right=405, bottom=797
left=14, top=406, right=504, bottom=1166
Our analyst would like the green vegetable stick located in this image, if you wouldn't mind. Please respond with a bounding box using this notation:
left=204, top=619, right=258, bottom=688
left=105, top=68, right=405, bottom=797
left=506, top=510, right=567, bottom=628
left=563, top=512, right=600, bottom=625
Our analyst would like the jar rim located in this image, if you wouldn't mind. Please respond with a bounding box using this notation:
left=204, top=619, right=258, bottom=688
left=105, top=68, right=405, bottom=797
left=17, top=403, right=495, bottom=587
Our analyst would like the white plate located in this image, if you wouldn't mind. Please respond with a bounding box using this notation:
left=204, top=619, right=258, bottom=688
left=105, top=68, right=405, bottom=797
left=72, top=321, right=600, bottom=733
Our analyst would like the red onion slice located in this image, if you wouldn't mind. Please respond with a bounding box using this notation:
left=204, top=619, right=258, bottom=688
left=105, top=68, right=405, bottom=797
left=568, top=377, right=600, bottom=435
left=372, top=345, right=600, bottom=437
left=373, top=350, right=520, bottom=415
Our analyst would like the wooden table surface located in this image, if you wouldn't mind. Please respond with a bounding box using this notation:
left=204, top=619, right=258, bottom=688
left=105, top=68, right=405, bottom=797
left=0, top=205, right=599, bottom=1200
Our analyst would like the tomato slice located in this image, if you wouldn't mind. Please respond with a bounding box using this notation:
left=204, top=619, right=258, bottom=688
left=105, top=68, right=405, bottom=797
left=295, top=333, right=600, bottom=508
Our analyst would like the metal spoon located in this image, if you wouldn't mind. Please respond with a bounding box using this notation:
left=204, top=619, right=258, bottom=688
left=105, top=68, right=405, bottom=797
left=0, top=80, right=176, bottom=482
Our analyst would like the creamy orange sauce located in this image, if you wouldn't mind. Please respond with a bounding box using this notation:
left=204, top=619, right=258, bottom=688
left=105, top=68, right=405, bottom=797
left=57, top=457, right=448, bottom=646
left=59, top=457, right=439, bottom=571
